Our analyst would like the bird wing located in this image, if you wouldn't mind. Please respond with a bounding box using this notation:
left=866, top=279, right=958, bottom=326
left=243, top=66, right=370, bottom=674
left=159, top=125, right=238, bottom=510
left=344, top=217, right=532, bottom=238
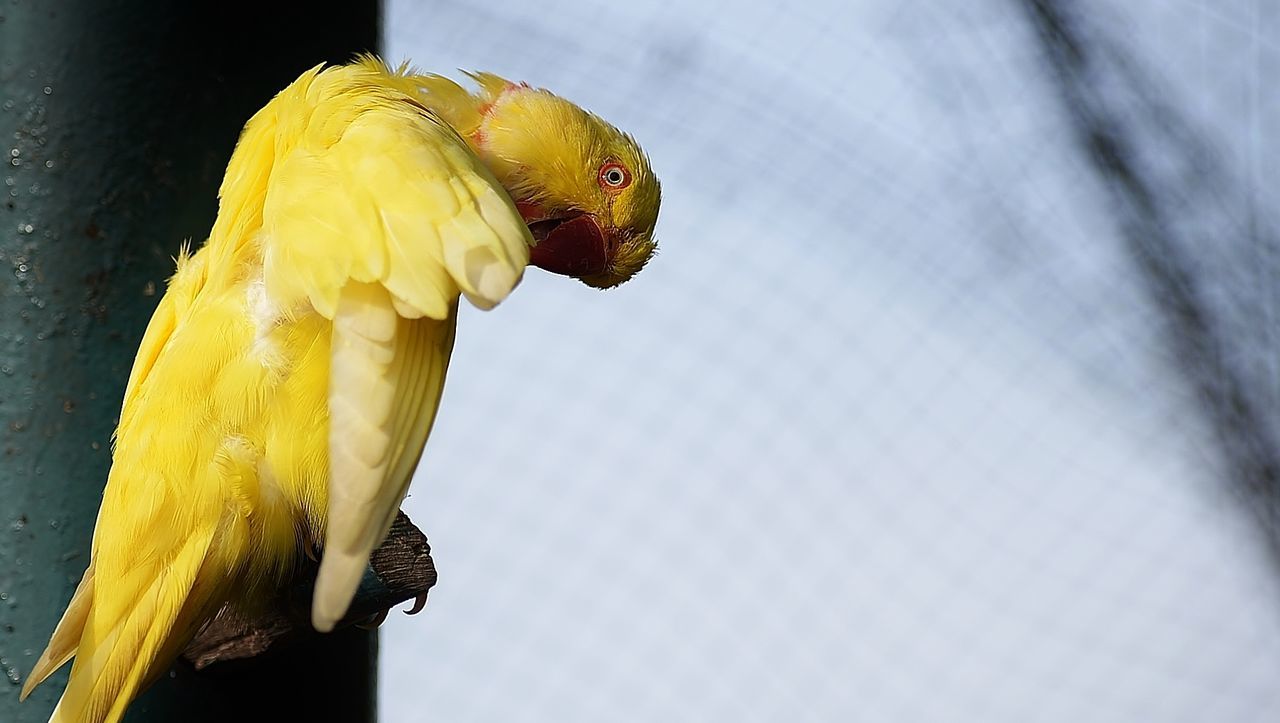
left=262, top=95, right=531, bottom=320
left=261, top=93, right=530, bottom=631
left=21, top=247, right=213, bottom=705
left=115, top=247, right=207, bottom=444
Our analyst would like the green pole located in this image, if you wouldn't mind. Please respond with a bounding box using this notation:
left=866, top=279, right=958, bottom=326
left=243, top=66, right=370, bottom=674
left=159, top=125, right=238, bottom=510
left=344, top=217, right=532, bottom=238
left=0, top=2, right=380, bottom=721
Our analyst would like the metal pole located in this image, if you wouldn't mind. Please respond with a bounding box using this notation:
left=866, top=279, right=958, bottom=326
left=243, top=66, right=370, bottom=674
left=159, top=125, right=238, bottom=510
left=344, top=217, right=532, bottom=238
left=0, top=2, right=380, bottom=721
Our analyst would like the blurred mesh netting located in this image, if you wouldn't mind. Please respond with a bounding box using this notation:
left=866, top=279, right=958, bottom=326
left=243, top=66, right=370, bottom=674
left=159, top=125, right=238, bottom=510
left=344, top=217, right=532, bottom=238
left=379, top=1, right=1280, bottom=721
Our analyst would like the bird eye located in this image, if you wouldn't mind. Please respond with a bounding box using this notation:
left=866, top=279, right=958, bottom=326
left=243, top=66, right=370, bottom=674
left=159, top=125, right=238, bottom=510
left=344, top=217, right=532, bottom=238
left=599, top=162, right=631, bottom=190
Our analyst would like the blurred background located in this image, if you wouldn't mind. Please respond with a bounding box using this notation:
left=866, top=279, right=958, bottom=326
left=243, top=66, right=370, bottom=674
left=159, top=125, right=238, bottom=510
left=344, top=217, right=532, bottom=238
left=380, top=1, right=1280, bottom=721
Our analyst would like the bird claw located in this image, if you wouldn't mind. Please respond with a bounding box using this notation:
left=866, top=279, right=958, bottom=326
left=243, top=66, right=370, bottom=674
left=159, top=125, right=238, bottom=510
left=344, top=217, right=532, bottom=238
left=355, top=609, right=389, bottom=630
left=348, top=591, right=427, bottom=630
left=302, top=541, right=320, bottom=563
left=404, top=593, right=428, bottom=616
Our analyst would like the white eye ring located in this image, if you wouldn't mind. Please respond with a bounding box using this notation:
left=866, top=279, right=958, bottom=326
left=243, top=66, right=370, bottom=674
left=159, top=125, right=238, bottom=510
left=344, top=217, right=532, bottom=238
left=599, top=162, right=631, bottom=190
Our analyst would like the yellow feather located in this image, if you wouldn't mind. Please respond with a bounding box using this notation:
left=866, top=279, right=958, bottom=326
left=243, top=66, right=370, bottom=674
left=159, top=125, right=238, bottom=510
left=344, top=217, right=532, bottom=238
left=19, top=569, right=94, bottom=701
left=313, top=284, right=457, bottom=631
left=24, top=54, right=659, bottom=721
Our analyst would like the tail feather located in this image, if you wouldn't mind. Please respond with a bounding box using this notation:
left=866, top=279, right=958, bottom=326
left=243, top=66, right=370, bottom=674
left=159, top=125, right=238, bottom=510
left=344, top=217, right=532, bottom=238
left=49, top=527, right=217, bottom=723
left=20, top=568, right=96, bottom=701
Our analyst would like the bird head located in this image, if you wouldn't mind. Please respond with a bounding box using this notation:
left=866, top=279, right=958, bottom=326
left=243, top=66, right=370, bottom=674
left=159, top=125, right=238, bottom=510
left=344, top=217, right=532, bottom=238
left=419, top=72, right=661, bottom=289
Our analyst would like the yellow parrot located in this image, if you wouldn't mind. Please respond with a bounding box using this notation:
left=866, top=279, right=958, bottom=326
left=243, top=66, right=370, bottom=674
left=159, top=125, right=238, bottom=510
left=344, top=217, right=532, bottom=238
left=19, top=55, right=660, bottom=723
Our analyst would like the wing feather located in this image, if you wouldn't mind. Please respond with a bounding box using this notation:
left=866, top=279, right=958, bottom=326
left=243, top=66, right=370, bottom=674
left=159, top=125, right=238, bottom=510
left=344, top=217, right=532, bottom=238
left=117, top=247, right=206, bottom=431
left=263, top=95, right=530, bottom=321
left=268, top=71, right=520, bottom=631
left=313, top=283, right=457, bottom=631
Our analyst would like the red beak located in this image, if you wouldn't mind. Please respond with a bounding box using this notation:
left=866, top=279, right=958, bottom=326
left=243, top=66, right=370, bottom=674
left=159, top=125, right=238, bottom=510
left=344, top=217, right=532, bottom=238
left=526, top=214, right=613, bottom=277
left=518, top=201, right=614, bottom=278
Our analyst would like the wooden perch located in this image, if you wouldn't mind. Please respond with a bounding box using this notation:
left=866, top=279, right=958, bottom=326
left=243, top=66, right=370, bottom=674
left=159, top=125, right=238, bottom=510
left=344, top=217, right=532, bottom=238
left=182, top=511, right=437, bottom=670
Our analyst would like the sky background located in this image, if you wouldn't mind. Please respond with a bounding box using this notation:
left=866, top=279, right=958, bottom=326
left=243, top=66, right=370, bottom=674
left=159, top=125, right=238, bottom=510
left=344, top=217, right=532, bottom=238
left=380, top=2, right=1280, bottom=721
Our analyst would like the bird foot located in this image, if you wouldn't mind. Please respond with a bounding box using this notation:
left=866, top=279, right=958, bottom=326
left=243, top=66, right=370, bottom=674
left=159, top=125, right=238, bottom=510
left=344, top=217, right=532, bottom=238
left=404, top=592, right=429, bottom=616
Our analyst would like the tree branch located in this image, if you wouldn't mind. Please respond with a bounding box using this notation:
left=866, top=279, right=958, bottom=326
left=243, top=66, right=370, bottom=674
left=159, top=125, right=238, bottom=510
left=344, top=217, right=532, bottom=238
left=182, top=511, right=437, bottom=670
